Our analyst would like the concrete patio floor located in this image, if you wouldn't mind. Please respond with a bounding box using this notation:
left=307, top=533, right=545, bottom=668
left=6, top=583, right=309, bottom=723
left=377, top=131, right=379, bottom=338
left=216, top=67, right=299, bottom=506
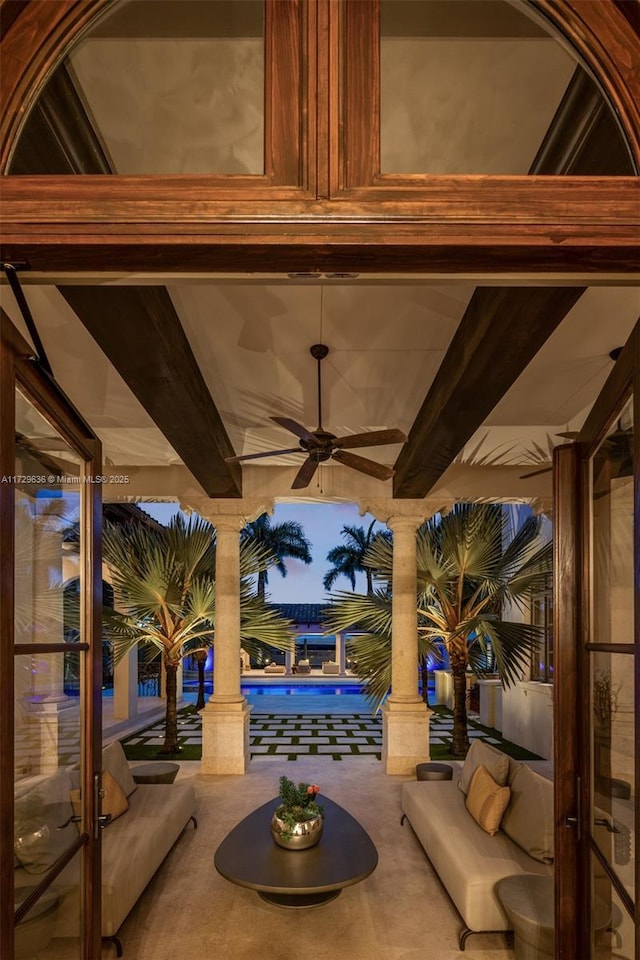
left=101, top=757, right=515, bottom=960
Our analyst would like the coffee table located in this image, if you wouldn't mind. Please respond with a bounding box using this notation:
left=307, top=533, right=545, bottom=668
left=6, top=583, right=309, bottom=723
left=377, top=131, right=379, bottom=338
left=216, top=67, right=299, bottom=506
left=214, top=795, right=378, bottom=907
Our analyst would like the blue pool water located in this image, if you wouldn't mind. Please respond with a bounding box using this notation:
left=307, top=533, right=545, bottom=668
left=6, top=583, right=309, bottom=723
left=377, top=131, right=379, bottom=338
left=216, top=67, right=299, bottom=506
left=241, top=684, right=364, bottom=696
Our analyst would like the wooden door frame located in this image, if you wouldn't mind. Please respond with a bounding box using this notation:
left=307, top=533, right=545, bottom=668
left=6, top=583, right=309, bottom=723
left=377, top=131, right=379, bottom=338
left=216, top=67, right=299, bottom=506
left=555, top=323, right=639, bottom=959
left=0, top=310, right=103, bottom=960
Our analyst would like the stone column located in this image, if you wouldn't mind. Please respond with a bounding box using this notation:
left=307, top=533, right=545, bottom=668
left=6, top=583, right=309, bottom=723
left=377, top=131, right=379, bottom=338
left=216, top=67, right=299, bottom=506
left=200, top=514, right=250, bottom=774
left=113, top=647, right=138, bottom=722
left=381, top=515, right=431, bottom=774
left=335, top=631, right=347, bottom=675
left=284, top=648, right=293, bottom=676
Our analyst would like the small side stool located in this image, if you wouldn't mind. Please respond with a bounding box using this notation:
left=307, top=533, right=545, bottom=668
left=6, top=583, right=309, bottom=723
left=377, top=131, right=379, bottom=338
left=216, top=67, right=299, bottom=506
left=131, top=761, right=179, bottom=785
left=415, top=762, right=453, bottom=782
left=496, top=875, right=554, bottom=960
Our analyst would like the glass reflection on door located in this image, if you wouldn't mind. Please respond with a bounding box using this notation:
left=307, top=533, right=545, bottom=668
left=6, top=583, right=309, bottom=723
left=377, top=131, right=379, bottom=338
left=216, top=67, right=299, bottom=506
left=588, top=395, right=635, bottom=959
left=14, top=388, right=87, bottom=958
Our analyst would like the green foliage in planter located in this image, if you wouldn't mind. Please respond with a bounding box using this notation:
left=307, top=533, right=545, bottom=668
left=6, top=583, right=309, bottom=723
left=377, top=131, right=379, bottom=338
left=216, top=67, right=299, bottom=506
left=275, top=775, right=323, bottom=836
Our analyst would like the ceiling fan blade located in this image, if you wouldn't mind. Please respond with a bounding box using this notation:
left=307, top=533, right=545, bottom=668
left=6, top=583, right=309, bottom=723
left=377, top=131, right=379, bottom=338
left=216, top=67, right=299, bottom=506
left=291, top=457, right=320, bottom=489
left=333, top=428, right=407, bottom=450
left=519, top=466, right=552, bottom=479
left=270, top=417, right=315, bottom=442
left=225, top=447, right=302, bottom=464
left=556, top=431, right=579, bottom=440
left=332, top=449, right=394, bottom=481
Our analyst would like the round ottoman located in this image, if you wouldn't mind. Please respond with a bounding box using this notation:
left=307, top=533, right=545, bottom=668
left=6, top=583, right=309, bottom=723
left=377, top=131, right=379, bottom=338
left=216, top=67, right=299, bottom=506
left=131, top=761, right=179, bottom=784
left=496, top=875, right=554, bottom=960
left=415, top=762, right=453, bottom=782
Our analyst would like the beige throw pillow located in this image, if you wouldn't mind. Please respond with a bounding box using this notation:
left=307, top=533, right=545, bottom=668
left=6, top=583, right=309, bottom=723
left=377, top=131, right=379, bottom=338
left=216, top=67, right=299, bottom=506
left=101, top=741, right=137, bottom=798
left=465, top=764, right=511, bottom=836
left=101, top=770, right=129, bottom=823
left=458, top=739, right=510, bottom=795
left=501, top=763, right=554, bottom=863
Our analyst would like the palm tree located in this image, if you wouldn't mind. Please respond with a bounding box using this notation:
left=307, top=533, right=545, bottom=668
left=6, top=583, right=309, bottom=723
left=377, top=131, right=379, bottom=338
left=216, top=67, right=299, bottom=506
left=241, top=514, right=312, bottom=600
left=102, top=514, right=294, bottom=755
left=324, top=504, right=552, bottom=757
left=323, top=520, right=391, bottom=593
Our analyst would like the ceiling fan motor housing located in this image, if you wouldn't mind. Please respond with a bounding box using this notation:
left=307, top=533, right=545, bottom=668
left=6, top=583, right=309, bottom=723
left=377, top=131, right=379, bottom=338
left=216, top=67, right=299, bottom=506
left=310, top=343, right=329, bottom=360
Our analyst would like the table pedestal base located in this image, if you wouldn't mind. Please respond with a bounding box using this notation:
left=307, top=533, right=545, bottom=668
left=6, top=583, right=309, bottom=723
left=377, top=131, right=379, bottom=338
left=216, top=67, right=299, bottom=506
left=258, top=889, right=341, bottom=908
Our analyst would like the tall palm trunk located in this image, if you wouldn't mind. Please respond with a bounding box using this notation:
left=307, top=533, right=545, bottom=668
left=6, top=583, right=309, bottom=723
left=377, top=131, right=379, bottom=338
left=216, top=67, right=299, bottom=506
left=194, top=650, right=208, bottom=711
left=450, top=653, right=470, bottom=758
left=420, top=655, right=430, bottom=707
left=161, top=659, right=181, bottom=755
left=257, top=570, right=267, bottom=600
left=365, top=569, right=373, bottom=594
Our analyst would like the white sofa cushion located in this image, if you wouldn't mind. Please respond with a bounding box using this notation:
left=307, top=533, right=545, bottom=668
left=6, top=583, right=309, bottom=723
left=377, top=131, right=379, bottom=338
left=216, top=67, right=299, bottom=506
left=401, top=776, right=552, bottom=932
left=100, top=782, right=196, bottom=935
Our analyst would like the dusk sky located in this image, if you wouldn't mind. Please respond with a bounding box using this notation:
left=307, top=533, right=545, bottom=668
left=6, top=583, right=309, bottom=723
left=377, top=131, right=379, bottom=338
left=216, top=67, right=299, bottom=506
left=139, top=501, right=385, bottom=603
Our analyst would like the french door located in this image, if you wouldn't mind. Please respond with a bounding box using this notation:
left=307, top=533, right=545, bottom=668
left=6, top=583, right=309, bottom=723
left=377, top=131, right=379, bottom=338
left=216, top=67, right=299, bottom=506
left=0, top=310, right=103, bottom=959
left=555, top=320, right=639, bottom=959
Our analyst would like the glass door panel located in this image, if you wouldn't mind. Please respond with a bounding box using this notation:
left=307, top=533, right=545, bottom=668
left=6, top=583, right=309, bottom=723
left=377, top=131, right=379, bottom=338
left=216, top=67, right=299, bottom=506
left=588, top=394, right=636, bottom=959
left=12, top=384, right=98, bottom=959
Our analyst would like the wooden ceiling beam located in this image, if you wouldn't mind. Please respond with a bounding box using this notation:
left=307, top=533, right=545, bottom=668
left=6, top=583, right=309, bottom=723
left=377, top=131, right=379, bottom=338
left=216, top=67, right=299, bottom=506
left=58, top=285, right=242, bottom=498
left=393, top=64, right=637, bottom=499
left=392, top=285, right=586, bottom=497
left=8, top=60, right=242, bottom=499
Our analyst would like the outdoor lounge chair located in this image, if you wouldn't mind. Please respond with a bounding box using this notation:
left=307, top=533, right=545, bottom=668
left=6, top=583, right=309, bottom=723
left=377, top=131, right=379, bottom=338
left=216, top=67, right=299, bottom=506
left=264, top=663, right=286, bottom=674
left=296, top=660, right=311, bottom=674
left=322, top=661, right=340, bottom=675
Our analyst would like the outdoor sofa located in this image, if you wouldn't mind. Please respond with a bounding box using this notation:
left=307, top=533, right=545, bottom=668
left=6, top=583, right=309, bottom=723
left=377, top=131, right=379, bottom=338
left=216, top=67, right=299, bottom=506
left=401, top=740, right=554, bottom=950
left=14, top=740, right=197, bottom=957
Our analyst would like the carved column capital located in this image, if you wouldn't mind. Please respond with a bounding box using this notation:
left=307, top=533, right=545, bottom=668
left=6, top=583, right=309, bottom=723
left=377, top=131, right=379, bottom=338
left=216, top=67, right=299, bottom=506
left=180, top=497, right=274, bottom=526
left=358, top=498, right=448, bottom=526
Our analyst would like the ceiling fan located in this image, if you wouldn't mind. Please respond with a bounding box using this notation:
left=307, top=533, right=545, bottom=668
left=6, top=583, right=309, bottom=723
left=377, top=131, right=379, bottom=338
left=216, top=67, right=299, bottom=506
left=225, top=343, right=407, bottom=489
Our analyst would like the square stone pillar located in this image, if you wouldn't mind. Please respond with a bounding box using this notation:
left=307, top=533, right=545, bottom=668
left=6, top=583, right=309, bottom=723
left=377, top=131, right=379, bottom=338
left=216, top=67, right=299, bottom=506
left=200, top=700, right=252, bottom=775
left=381, top=700, right=432, bottom=775
left=113, top=646, right=138, bottom=721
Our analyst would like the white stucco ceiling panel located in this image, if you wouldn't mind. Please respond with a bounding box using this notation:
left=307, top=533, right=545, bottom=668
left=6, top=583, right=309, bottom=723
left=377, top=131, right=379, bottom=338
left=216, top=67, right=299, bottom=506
left=487, top=286, right=640, bottom=427
left=170, top=282, right=472, bottom=460
left=0, top=284, right=184, bottom=467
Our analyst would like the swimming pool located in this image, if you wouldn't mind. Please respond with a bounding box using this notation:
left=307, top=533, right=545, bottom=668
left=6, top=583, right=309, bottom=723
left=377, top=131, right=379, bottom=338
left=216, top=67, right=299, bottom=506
left=241, top=684, right=364, bottom=696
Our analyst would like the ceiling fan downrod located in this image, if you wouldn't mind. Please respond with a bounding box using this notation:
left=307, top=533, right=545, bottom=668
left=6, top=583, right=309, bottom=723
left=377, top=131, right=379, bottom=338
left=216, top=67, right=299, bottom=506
left=310, top=343, right=329, bottom=431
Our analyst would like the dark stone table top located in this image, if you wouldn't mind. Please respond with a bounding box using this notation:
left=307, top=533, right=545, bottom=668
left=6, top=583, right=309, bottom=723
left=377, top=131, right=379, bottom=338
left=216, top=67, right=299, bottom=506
left=214, top=795, right=378, bottom=898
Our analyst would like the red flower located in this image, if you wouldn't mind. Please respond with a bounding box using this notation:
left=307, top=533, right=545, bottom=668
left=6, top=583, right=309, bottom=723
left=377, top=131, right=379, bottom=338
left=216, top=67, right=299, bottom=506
left=307, top=784, right=320, bottom=795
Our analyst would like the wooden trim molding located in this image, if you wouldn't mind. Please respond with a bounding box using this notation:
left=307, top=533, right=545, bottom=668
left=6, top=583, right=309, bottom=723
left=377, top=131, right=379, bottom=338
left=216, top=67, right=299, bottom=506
left=0, top=0, right=110, bottom=174
left=553, top=442, right=581, bottom=960
left=1, top=175, right=638, bottom=275
left=532, top=0, right=640, bottom=170
left=0, top=312, right=17, bottom=959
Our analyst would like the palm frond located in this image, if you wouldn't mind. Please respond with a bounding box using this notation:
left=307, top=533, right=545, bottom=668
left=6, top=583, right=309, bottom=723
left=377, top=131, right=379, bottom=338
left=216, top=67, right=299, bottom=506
left=479, top=619, right=542, bottom=688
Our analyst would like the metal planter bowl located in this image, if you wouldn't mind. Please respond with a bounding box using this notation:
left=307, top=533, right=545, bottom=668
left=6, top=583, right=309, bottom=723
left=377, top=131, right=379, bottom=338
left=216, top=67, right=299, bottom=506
left=270, top=809, right=324, bottom=850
